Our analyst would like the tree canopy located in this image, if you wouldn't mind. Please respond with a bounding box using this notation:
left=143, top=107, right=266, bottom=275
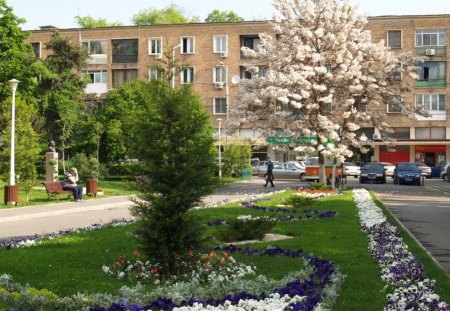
left=131, top=4, right=200, bottom=25
left=230, top=0, right=422, bottom=173
left=205, top=10, right=244, bottom=23
left=74, top=15, right=123, bottom=28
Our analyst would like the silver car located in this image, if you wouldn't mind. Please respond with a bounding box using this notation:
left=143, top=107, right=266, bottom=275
left=343, top=162, right=361, bottom=178
left=416, top=163, right=431, bottom=178
left=380, top=162, right=395, bottom=178
left=257, top=162, right=305, bottom=180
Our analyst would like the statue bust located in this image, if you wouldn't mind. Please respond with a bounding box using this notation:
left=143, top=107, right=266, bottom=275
left=49, top=140, right=56, bottom=153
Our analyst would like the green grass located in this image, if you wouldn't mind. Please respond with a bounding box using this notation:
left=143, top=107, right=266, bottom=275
left=0, top=179, right=139, bottom=209
left=0, top=190, right=449, bottom=310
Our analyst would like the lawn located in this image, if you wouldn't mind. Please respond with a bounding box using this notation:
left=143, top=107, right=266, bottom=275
left=0, top=189, right=449, bottom=310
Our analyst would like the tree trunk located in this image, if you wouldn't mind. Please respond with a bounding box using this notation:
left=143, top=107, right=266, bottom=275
left=318, top=153, right=326, bottom=184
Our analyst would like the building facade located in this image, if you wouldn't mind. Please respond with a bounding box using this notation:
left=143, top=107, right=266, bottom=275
left=27, top=15, right=450, bottom=166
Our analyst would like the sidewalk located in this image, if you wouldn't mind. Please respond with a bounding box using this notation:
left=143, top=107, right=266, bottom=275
left=0, top=177, right=299, bottom=241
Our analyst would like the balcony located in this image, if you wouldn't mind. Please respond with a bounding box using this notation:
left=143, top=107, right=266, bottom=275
left=415, top=79, right=446, bottom=88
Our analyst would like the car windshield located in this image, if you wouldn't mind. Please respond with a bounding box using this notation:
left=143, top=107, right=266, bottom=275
left=398, top=164, right=418, bottom=170
left=363, top=164, right=382, bottom=170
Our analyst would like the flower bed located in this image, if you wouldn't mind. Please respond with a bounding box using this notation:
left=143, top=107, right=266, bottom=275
left=353, top=188, right=450, bottom=311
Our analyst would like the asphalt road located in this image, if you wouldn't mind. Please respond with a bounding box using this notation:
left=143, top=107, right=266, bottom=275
left=0, top=176, right=449, bottom=276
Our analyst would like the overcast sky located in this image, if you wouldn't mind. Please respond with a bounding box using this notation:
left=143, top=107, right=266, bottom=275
left=6, top=0, right=450, bottom=30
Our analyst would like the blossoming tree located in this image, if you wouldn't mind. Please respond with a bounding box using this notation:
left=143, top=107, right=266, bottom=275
left=229, top=0, right=423, bottom=183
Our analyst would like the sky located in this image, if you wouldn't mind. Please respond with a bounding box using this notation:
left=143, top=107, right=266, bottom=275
left=5, top=0, right=450, bottom=31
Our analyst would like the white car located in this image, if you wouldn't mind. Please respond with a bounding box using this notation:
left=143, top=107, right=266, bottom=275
left=343, top=162, right=361, bottom=178
left=416, top=163, right=431, bottom=178
left=380, top=162, right=395, bottom=178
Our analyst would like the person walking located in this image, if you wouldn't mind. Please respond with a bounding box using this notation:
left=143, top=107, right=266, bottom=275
left=63, top=167, right=83, bottom=202
left=263, top=157, right=275, bottom=187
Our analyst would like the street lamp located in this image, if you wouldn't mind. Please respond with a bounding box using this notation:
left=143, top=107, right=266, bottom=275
left=8, top=79, right=20, bottom=186
left=217, top=118, right=222, bottom=179
left=171, top=44, right=181, bottom=88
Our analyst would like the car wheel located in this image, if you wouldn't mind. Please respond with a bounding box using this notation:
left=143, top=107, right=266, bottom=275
left=442, top=174, right=447, bottom=181
left=359, top=178, right=364, bottom=184
left=382, top=178, right=386, bottom=184
left=300, top=173, right=305, bottom=182
left=394, top=178, right=398, bottom=185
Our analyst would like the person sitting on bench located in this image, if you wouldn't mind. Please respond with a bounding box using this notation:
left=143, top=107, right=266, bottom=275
left=63, top=167, right=83, bottom=202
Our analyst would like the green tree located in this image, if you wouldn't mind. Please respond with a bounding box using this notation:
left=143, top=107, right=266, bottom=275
left=100, top=80, right=150, bottom=163
left=131, top=4, right=200, bottom=25
left=205, top=10, right=244, bottom=22
left=0, top=98, right=43, bottom=201
left=222, top=140, right=252, bottom=177
left=74, top=15, right=123, bottom=28
left=35, top=31, right=89, bottom=164
left=0, top=0, right=40, bottom=102
left=131, top=80, right=218, bottom=276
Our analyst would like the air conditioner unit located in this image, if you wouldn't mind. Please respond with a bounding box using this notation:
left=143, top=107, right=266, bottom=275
left=214, top=82, right=224, bottom=89
left=373, top=134, right=381, bottom=141
left=154, top=53, right=162, bottom=59
left=425, top=49, right=435, bottom=56
left=220, top=52, right=227, bottom=58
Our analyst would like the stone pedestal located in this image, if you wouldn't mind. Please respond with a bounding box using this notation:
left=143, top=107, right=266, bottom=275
left=46, top=152, right=58, bottom=181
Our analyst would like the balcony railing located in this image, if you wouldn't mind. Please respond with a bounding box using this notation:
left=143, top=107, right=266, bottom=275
left=415, top=79, right=446, bottom=88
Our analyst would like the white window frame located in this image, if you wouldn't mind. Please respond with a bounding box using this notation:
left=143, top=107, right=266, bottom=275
left=82, top=40, right=107, bottom=55
left=213, top=35, right=227, bottom=53
left=181, top=67, right=195, bottom=84
left=415, top=94, right=446, bottom=111
left=386, top=96, right=403, bottom=113
left=181, top=36, right=195, bottom=54
left=213, top=66, right=227, bottom=83
left=213, top=97, right=227, bottom=115
left=148, top=68, right=162, bottom=80
left=387, top=30, right=402, bottom=48
left=82, top=70, right=108, bottom=84
left=148, top=37, right=162, bottom=56
left=415, top=29, right=446, bottom=47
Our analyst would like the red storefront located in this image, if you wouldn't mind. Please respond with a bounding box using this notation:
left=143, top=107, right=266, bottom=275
left=379, top=145, right=410, bottom=165
left=414, top=145, right=446, bottom=167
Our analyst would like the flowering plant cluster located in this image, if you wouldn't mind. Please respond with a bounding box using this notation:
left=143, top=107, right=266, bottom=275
left=183, top=251, right=256, bottom=285
left=353, top=189, right=450, bottom=311
left=102, top=251, right=161, bottom=285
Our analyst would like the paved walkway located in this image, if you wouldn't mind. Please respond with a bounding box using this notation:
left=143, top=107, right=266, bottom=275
left=0, top=177, right=297, bottom=241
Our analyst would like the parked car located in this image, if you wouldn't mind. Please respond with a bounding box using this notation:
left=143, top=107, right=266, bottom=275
left=257, top=162, right=305, bottom=180
left=415, top=163, right=431, bottom=178
left=380, top=162, right=395, bottom=178
left=343, top=162, right=361, bottom=178
left=359, top=163, right=386, bottom=184
left=393, top=162, right=421, bottom=185
left=253, top=160, right=279, bottom=176
left=431, top=162, right=445, bottom=178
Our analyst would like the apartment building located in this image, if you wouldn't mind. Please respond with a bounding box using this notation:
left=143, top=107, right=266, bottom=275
left=27, top=15, right=450, bottom=166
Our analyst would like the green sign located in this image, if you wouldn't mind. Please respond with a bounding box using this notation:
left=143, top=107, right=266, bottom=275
left=265, top=136, right=334, bottom=146
left=265, top=136, right=318, bottom=145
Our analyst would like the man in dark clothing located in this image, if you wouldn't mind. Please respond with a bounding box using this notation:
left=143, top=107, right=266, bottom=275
left=263, top=157, right=275, bottom=187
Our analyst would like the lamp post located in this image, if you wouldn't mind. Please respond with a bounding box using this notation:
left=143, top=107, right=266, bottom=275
left=171, top=44, right=181, bottom=88
left=4, top=79, right=20, bottom=206
left=8, top=79, right=20, bottom=186
left=217, top=118, right=222, bottom=179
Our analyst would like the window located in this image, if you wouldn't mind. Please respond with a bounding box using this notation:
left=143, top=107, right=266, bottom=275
left=241, top=36, right=261, bottom=50
left=148, top=68, right=162, bottom=80
left=387, top=30, right=402, bottom=48
left=181, top=37, right=195, bottom=54
left=181, top=67, right=194, bottom=83
left=214, top=97, right=227, bottom=115
left=417, top=61, right=446, bottom=81
left=415, top=94, right=446, bottom=111
left=387, top=96, right=403, bottom=113
left=82, top=40, right=107, bottom=54
left=415, top=127, right=445, bottom=139
left=112, top=69, right=137, bottom=87
left=82, top=71, right=108, bottom=84
left=112, top=39, right=138, bottom=63
left=213, top=35, right=227, bottom=53
left=148, top=37, right=162, bottom=55
left=240, top=66, right=267, bottom=79
left=392, top=127, right=410, bottom=140
left=214, top=66, right=227, bottom=83
left=388, top=63, right=402, bottom=80
left=415, top=29, right=446, bottom=46
left=30, top=42, right=41, bottom=59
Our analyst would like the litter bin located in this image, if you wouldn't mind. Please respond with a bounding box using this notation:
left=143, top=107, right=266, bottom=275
left=242, top=168, right=252, bottom=180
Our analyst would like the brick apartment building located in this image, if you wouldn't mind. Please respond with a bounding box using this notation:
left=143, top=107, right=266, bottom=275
left=27, top=15, right=450, bottom=166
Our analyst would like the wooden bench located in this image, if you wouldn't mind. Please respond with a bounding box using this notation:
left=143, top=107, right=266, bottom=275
left=42, top=181, right=74, bottom=202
